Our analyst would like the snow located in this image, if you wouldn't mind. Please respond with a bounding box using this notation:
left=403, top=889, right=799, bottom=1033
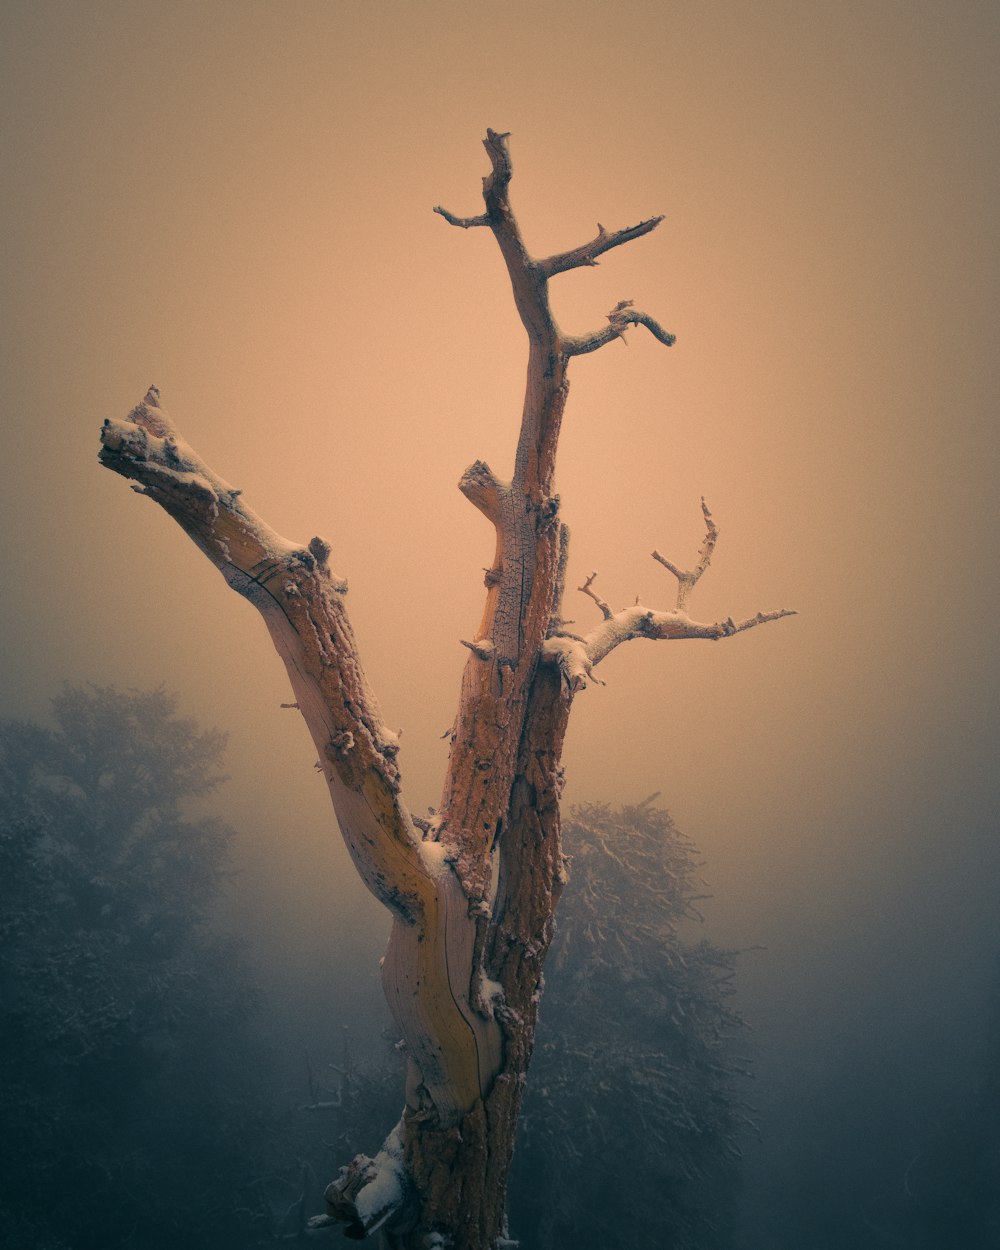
left=476, top=973, right=506, bottom=1020
left=415, top=813, right=451, bottom=875
left=353, top=1122, right=406, bottom=1233
left=418, top=837, right=451, bottom=877
left=376, top=725, right=401, bottom=758
left=540, top=635, right=592, bottom=692
left=480, top=976, right=504, bottom=1005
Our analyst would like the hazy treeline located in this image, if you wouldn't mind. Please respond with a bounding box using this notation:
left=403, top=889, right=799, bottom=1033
left=0, top=686, right=277, bottom=1248
left=2, top=687, right=997, bottom=1248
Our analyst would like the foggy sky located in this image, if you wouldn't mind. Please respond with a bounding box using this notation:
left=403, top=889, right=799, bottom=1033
left=2, top=2, right=998, bottom=1244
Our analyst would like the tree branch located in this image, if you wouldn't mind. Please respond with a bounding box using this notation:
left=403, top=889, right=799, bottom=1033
left=589, top=601, right=796, bottom=659
left=482, top=128, right=514, bottom=202
left=540, top=502, right=795, bottom=690
left=652, top=496, right=718, bottom=610
left=539, top=216, right=664, bottom=279
left=480, top=129, right=556, bottom=355
left=431, top=130, right=568, bottom=907
left=320, top=1123, right=409, bottom=1238
left=431, top=131, right=678, bottom=911
left=101, top=392, right=430, bottom=917
left=579, top=570, right=613, bottom=620
left=563, top=299, right=676, bottom=356
left=101, top=388, right=504, bottom=1125
left=433, top=206, right=489, bottom=229
left=543, top=603, right=795, bottom=692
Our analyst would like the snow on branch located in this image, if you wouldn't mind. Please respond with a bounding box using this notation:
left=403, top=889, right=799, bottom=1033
left=563, top=299, right=676, bottom=356
left=100, top=387, right=297, bottom=575
left=539, top=215, right=664, bottom=278
left=318, top=1123, right=409, bottom=1238
left=99, top=387, right=432, bottom=923
left=542, top=501, right=795, bottom=692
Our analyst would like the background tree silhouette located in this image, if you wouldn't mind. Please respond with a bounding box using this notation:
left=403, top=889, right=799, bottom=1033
left=0, top=685, right=275, bottom=1250
left=509, top=798, right=749, bottom=1250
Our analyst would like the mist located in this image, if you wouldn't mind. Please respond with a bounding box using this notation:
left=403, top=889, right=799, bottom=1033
left=2, top=2, right=998, bottom=1246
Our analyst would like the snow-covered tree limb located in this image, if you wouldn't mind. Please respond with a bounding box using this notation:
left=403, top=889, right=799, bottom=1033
left=542, top=503, right=795, bottom=692
left=319, top=1123, right=410, bottom=1238
left=100, top=389, right=428, bottom=916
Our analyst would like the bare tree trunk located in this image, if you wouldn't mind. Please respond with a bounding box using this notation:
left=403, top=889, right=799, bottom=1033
left=99, top=129, right=792, bottom=1249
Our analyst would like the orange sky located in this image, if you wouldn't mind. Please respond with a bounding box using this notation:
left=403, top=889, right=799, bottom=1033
left=2, top=1, right=999, bottom=1204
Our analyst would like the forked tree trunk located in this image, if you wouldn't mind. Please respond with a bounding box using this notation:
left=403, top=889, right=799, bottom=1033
left=99, top=130, right=792, bottom=1249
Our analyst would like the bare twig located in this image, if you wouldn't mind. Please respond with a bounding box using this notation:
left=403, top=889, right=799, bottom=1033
left=579, top=571, right=613, bottom=620
left=433, top=206, right=489, bottom=229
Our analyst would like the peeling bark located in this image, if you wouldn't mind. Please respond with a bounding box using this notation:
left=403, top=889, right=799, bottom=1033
left=99, top=130, right=793, bottom=1249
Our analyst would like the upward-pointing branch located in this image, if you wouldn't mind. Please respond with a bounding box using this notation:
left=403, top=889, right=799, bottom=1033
left=652, top=497, right=718, bottom=610
left=539, top=216, right=665, bottom=278
left=99, top=388, right=429, bottom=919
left=432, top=130, right=679, bottom=901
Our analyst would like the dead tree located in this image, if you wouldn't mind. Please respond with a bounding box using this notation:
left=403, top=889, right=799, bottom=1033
left=98, top=130, right=793, bottom=1250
